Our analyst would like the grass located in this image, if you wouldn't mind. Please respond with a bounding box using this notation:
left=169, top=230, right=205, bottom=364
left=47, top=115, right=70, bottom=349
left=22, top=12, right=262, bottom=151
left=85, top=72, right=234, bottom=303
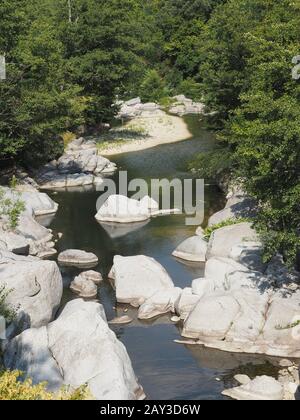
left=204, top=218, right=251, bottom=240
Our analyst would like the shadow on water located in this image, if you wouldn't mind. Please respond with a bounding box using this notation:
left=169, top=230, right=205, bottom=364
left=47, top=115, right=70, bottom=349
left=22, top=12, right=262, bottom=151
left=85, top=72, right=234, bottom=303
left=48, top=116, right=280, bottom=400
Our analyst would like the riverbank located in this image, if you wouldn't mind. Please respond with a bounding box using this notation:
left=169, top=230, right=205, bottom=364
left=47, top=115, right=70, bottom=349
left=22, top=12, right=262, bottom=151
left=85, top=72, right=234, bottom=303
left=96, top=111, right=193, bottom=156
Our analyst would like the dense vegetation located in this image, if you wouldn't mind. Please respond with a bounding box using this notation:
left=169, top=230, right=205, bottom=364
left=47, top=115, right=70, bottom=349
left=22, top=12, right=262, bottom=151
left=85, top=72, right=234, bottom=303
left=0, top=0, right=299, bottom=264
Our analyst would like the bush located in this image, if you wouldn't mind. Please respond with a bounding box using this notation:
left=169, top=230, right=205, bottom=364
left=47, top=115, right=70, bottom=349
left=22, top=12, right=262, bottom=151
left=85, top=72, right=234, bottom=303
left=189, top=147, right=233, bottom=180
left=0, top=285, right=17, bottom=324
left=0, top=370, right=88, bottom=400
left=0, top=184, right=25, bottom=230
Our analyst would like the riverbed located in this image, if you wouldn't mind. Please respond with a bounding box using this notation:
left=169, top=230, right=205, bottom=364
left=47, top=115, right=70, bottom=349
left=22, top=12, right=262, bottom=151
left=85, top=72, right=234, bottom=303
left=47, top=116, right=280, bottom=400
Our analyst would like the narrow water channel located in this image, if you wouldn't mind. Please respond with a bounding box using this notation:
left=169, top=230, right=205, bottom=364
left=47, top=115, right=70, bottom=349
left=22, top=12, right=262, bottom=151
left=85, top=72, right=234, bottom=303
left=47, top=116, right=280, bottom=400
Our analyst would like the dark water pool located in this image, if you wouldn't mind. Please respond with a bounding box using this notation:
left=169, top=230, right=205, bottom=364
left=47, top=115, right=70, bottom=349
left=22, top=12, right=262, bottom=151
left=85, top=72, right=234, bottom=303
left=46, top=117, right=280, bottom=400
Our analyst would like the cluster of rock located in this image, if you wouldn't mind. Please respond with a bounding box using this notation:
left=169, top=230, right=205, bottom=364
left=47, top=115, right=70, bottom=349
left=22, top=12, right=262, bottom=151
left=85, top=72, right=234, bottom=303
left=0, top=188, right=145, bottom=400
left=0, top=186, right=59, bottom=259
left=36, top=137, right=117, bottom=190
left=116, top=95, right=207, bottom=120
left=70, top=270, right=103, bottom=299
left=172, top=184, right=258, bottom=264
left=168, top=95, right=206, bottom=116
left=116, top=97, right=163, bottom=119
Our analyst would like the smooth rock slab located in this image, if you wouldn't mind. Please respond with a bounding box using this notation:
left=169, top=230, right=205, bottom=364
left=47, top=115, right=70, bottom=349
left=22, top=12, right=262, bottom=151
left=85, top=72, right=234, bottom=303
left=58, top=249, right=98, bottom=268
left=173, top=236, right=207, bottom=262
left=109, top=255, right=174, bottom=305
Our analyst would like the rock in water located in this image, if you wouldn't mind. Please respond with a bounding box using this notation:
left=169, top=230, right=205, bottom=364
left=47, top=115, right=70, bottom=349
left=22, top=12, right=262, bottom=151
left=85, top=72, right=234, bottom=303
left=109, top=255, right=174, bottom=305
left=70, top=275, right=98, bottom=299
left=95, top=194, right=150, bottom=223
left=58, top=249, right=98, bottom=268
left=4, top=299, right=145, bottom=400
left=80, top=270, right=103, bottom=284
left=222, top=376, right=284, bottom=400
left=172, top=236, right=208, bottom=262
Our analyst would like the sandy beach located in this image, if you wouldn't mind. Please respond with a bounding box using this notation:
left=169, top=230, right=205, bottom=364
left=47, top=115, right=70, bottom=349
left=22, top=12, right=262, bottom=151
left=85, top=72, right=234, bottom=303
left=97, top=111, right=193, bottom=156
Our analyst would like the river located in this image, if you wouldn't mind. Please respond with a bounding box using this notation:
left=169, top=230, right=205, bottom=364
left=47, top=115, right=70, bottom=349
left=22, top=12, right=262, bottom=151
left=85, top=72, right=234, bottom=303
left=47, top=116, right=279, bottom=400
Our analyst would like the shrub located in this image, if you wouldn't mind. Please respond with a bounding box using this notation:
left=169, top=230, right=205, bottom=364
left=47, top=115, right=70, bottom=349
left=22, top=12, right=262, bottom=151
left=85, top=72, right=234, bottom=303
left=0, top=178, right=25, bottom=230
left=0, top=285, right=17, bottom=324
left=0, top=370, right=88, bottom=400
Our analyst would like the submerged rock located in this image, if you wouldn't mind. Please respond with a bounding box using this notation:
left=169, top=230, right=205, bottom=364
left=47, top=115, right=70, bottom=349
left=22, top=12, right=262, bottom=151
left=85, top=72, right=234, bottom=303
left=4, top=299, right=145, bottom=400
left=109, top=315, right=133, bottom=325
left=58, top=249, right=98, bottom=268
left=109, top=255, right=174, bottom=305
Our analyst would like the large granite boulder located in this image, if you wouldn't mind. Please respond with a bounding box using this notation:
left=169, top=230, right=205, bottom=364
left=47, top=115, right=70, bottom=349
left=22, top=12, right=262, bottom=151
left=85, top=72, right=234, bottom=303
left=4, top=299, right=145, bottom=400
left=0, top=251, right=63, bottom=339
left=109, top=255, right=174, bottom=305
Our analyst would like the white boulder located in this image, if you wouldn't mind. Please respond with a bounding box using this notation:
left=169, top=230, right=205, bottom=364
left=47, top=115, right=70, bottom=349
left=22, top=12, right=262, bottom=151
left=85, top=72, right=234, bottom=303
left=95, top=195, right=150, bottom=223
left=109, top=255, right=174, bottom=305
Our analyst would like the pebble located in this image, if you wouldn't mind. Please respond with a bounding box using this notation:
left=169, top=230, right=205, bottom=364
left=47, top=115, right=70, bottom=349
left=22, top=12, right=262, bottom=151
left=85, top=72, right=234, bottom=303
left=171, top=316, right=181, bottom=323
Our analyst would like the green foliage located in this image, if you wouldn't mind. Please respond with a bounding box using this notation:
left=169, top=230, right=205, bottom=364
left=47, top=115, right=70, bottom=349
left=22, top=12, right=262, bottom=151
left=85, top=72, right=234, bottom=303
left=140, top=69, right=167, bottom=103
left=0, top=370, right=88, bottom=400
left=189, top=148, right=233, bottom=180
left=0, top=187, right=25, bottom=230
left=178, top=78, right=202, bottom=101
left=203, top=218, right=250, bottom=240
left=0, top=285, right=17, bottom=323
